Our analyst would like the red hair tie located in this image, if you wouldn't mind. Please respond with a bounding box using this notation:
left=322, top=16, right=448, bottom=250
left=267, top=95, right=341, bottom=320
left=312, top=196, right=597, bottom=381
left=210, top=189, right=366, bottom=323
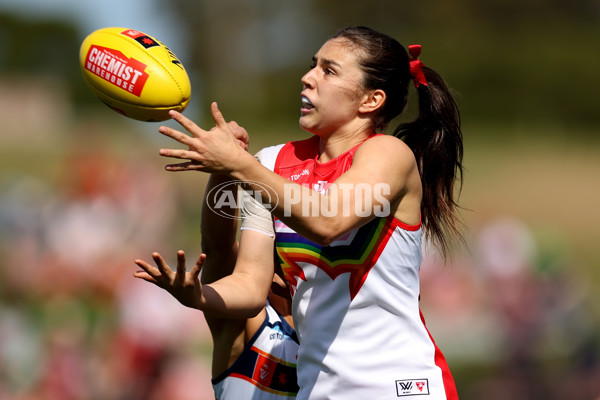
left=409, top=44, right=428, bottom=88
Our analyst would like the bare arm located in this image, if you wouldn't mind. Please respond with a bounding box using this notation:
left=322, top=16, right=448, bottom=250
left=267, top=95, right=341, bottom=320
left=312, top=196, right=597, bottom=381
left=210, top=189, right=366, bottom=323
left=230, top=135, right=420, bottom=244
left=201, top=228, right=274, bottom=318
left=200, top=174, right=240, bottom=285
left=134, top=172, right=275, bottom=378
left=133, top=118, right=273, bottom=317
left=157, top=104, right=420, bottom=245
left=132, top=173, right=242, bottom=311
left=132, top=232, right=274, bottom=379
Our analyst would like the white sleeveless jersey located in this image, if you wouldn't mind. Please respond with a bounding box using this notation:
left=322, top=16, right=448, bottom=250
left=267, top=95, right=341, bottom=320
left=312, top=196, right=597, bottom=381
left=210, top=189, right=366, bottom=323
left=257, top=137, right=458, bottom=400
left=211, top=302, right=299, bottom=399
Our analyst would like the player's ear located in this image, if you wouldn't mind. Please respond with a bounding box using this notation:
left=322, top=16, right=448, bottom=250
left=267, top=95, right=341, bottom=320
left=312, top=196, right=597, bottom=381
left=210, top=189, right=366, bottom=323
left=358, top=89, right=386, bottom=114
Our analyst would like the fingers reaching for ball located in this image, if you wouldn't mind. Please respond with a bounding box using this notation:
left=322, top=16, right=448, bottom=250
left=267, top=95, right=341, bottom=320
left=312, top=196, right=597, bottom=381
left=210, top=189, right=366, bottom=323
left=157, top=102, right=254, bottom=174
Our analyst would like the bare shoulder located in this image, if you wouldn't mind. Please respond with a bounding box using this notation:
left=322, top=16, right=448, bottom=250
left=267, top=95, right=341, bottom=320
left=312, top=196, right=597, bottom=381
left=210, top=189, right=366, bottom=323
left=355, top=134, right=416, bottom=167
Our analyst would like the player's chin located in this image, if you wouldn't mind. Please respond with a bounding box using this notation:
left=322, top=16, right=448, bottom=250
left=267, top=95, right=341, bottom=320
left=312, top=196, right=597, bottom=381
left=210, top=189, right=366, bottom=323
left=298, top=115, right=316, bottom=133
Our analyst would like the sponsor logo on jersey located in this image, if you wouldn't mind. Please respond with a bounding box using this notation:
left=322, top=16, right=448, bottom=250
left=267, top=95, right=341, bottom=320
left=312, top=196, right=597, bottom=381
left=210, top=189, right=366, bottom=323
left=85, top=45, right=149, bottom=96
left=396, top=379, right=429, bottom=396
left=253, top=354, right=276, bottom=387
left=288, top=169, right=309, bottom=181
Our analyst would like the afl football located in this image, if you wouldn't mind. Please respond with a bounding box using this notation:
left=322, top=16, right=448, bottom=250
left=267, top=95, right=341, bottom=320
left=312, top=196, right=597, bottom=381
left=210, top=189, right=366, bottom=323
left=80, top=27, right=191, bottom=122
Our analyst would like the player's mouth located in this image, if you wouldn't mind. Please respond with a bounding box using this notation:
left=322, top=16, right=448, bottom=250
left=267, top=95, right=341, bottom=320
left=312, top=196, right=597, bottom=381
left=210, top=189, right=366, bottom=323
left=301, top=95, right=315, bottom=113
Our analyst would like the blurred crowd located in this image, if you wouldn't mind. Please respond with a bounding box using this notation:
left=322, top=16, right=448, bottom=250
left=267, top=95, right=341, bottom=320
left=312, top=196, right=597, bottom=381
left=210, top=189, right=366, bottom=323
left=421, top=218, right=600, bottom=399
left=0, top=135, right=598, bottom=399
left=0, top=134, right=215, bottom=400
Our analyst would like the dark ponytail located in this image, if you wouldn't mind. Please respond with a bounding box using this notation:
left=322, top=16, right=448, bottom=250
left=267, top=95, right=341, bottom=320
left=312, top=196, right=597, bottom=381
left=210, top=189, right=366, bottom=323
left=394, top=67, right=465, bottom=257
left=332, top=26, right=464, bottom=257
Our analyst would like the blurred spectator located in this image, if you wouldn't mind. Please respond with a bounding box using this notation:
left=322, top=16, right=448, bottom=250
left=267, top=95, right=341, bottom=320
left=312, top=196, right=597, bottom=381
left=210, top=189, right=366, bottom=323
left=420, top=217, right=599, bottom=399
left=0, top=129, right=215, bottom=399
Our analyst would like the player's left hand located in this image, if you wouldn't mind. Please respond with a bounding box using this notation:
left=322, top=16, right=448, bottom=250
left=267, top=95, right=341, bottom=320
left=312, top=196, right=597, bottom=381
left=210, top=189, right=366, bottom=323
left=134, top=250, right=205, bottom=310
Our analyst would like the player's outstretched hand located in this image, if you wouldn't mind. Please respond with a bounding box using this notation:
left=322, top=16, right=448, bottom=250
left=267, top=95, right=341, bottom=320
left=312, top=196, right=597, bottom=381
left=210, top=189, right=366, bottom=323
left=157, top=102, right=253, bottom=174
left=134, top=250, right=205, bottom=310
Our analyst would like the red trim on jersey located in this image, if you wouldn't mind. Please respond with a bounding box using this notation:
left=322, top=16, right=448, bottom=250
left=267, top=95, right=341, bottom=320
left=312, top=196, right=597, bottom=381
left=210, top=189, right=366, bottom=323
left=353, top=216, right=396, bottom=296
left=390, top=216, right=421, bottom=231
left=420, top=310, right=459, bottom=399
left=273, top=134, right=382, bottom=181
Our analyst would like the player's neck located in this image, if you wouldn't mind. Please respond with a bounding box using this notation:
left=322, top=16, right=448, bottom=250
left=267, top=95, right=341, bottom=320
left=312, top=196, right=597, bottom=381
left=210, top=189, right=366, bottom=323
left=317, top=124, right=374, bottom=163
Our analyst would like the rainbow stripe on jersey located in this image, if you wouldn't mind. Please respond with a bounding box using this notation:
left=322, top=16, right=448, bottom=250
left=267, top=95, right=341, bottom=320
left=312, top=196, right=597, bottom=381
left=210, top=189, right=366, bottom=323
left=275, top=216, right=394, bottom=300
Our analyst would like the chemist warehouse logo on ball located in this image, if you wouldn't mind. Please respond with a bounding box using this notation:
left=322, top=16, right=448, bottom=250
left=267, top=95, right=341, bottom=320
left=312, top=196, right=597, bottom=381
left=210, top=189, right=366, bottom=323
left=84, top=45, right=149, bottom=96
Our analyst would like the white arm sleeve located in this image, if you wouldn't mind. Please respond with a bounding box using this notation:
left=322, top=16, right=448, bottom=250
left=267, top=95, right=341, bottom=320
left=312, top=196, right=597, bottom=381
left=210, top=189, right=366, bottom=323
left=239, top=145, right=284, bottom=238
left=240, top=189, right=275, bottom=237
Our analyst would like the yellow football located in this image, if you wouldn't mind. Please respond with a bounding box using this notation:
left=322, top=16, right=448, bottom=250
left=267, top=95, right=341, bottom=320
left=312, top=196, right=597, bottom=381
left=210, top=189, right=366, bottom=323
left=80, top=27, right=191, bottom=122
